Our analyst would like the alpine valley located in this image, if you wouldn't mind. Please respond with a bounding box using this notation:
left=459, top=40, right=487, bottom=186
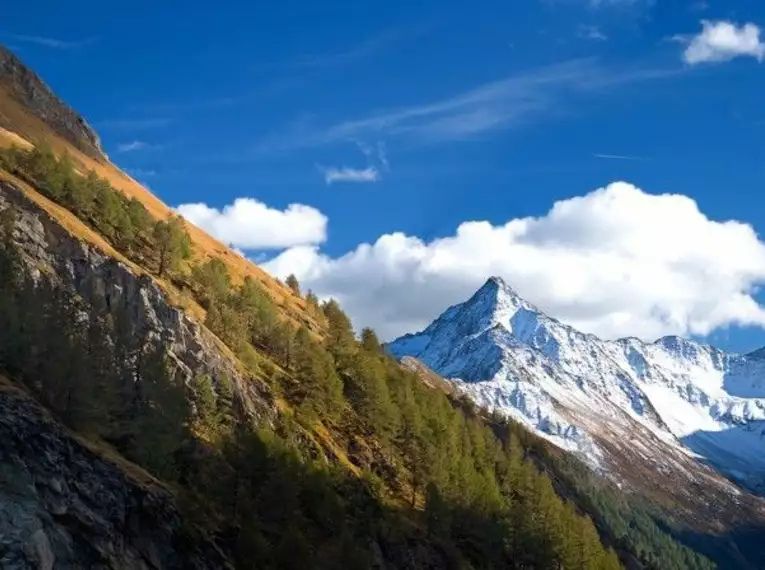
left=3, top=35, right=765, bottom=570
left=389, top=277, right=765, bottom=560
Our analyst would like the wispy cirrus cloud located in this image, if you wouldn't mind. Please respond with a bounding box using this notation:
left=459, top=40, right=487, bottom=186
left=290, top=28, right=407, bottom=70
left=320, top=166, right=380, bottom=185
left=578, top=25, right=608, bottom=41
left=594, top=152, right=644, bottom=160
left=117, top=140, right=150, bottom=153
left=251, top=21, right=433, bottom=75
left=318, top=139, right=389, bottom=184
left=6, top=34, right=98, bottom=50
left=254, top=59, right=678, bottom=153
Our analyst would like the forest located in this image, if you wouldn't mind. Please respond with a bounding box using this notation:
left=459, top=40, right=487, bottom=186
left=0, top=143, right=718, bottom=569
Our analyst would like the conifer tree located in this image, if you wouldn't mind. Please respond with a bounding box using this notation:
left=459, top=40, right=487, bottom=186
left=131, top=341, right=190, bottom=480
left=193, top=258, right=231, bottom=305
left=153, top=215, right=192, bottom=277
left=360, top=327, right=383, bottom=354
left=292, top=326, right=344, bottom=419
left=191, top=373, right=217, bottom=430
left=285, top=273, right=301, bottom=296
left=305, top=289, right=320, bottom=312
left=321, top=299, right=357, bottom=373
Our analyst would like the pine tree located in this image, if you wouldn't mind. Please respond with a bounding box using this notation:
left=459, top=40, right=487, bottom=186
left=216, top=373, right=236, bottom=432
left=191, top=373, right=217, bottom=430
left=127, top=197, right=152, bottom=233
left=130, top=340, right=191, bottom=479
left=285, top=273, right=301, bottom=296
left=193, top=258, right=231, bottom=305
left=360, top=327, right=383, bottom=354
left=305, top=289, right=320, bottom=313
left=153, top=215, right=192, bottom=277
left=321, top=299, right=357, bottom=374
left=292, top=327, right=344, bottom=420
left=347, top=352, right=399, bottom=439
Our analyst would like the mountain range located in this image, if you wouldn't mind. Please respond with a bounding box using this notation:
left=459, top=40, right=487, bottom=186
left=389, top=276, right=765, bottom=498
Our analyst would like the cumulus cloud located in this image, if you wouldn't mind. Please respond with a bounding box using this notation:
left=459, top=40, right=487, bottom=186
left=263, top=182, right=765, bottom=342
left=177, top=198, right=327, bottom=250
left=681, top=20, right=765, bottom=64
left=321, top=166, right=380, bottom=185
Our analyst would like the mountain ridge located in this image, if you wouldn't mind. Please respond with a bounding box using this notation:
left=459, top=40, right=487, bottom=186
left=388, top=276, right=765, bottom=495
left=0, top=44, right=103, bottom=159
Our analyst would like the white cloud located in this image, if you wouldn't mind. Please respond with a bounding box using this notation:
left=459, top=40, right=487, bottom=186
left=263, top=182, right=765, bottom=342
left=254, top=59, right=676, bottom=152
left=177, top=198, right=327, bottom=250
left=117, top=140, right=148, bottom=152
left=682, top=20, right=765, bottom=65
left=321, top=166, right=380, bottom=185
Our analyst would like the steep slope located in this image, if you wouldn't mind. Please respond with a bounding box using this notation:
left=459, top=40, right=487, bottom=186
left=0, top=44, right=317, bottom=333
left=388, top=277, right=765, bottom=520
left=0, top=45, right=102, bottom=158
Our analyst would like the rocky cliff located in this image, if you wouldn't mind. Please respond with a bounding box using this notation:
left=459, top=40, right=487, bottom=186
left=0, top=45, right=103, bottom=159
left=0, top=177, right=283, bottom=568
left=0, top=381, right=231, bottom=570
left=0, top=178, right=276, bottom=423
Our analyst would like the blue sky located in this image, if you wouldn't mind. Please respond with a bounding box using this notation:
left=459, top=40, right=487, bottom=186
left=5, top=0, right=765, bottom=350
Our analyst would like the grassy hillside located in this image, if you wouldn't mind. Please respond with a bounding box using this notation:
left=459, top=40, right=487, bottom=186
left=0, top=86, right=319, bottom=333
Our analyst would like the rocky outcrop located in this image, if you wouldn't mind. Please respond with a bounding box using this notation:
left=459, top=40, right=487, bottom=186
left=0, top=179, right=277, bottom=423
left=0, top=44, right=103, bottom=159
left=0, top=384, right=232, bottom=570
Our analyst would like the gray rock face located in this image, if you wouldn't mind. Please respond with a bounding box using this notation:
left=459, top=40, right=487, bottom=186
left=0, top=180, right=276, bottom=423
left=0, top=44, right=103, bottom=159
left=0, top=179, right=281, bottom=568
left=0, top=386, right=231, bottom=570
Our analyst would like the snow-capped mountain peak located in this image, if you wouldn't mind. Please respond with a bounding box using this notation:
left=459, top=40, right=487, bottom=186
left=388, top=278, right=765, bottom=493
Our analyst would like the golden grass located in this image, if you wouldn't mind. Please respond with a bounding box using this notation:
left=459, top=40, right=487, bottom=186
left=0, top=88, right=318, bottom=332
left=312, top=422, right=362, bottom=476
left=0, top=126, right=32, bottom=149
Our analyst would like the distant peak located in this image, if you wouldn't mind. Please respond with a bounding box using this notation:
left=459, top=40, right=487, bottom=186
left=477, top=276, right=529, bottom=306
left=461, top=275, right=537, bottom=325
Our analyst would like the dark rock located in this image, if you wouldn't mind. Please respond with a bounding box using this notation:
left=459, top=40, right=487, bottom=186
left=0, top=388, right=232, bottom=569
left=0, top=44, right=103, bottom=159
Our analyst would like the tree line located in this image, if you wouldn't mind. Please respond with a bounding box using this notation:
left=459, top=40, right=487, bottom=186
left=0, top=143, right=192, bottom=279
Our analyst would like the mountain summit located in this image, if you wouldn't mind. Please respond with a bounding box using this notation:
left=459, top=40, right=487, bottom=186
left=388, top=277, right=765, bottom=493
